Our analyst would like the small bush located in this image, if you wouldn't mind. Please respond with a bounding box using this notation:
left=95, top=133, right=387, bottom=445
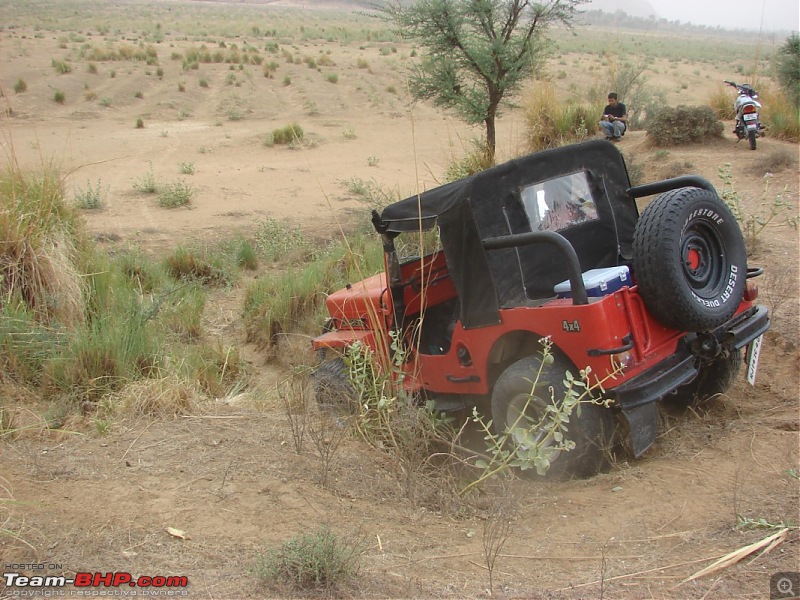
left=13, top=79, right=27, bottom=93
left=165, top=247, right=224, bottom=285
left=325, top=73, right=338, bottom=84
left=269, top=123, right=303, bottom=146
left=51, top=59, right=71, bottom=74
left=157, top=180, right=193, bottom=208
left=645, top=105, right=723, bottom=146
left=254, top=525, right=364, bottom=592
left=135, top=118, right=144, bottom=129
left=178, top=162, right=195, bottom=175
left=236, top=238, right=258, bottom=270
left=132, top=167, right=159, bottom=194
left=53, top=91, right=65, bottom=104
left=775, top=33, right=800, bottom=108
left=253, top=218, right=309, bottom=262
left=74, top=179, right=103, bottom=209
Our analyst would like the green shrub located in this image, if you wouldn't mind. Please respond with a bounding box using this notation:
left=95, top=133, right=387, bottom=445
left=132, top=167, right=159, bottom=193
left=253, top=218, right=309, bottom=262
left=268, top=123, right=303, bottom=145
left=74, top=179, right=103, bottom=209
left=135, top=118, right=144, bottom=129
left=157, top=180, right=194, bottom=208
left=53, top=91, right=65, bottom=104
left=254, top=525, right=364, bottom=592
left=13, top=79, right=26, bottom=94
left=235, top=238, right=258, bottom=270
left=165, top=247, right=225, bottom=285
left=645, top=105, right=723, bottom=146
left=775, top=33, right=800, bottom=108
left=51, top=59, right=71, bottom=74
left=325, top=72, right=338, bottom=84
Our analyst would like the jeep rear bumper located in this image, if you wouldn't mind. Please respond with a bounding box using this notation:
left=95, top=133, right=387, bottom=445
left=609, top=304, right=770, bottom=457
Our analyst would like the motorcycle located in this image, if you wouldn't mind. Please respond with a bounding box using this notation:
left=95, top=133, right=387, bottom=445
left=724, top=80, right=764, bottom=150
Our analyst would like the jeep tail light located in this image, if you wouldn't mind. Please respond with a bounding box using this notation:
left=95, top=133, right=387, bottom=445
left=612, top=350, right=635, bottom=371
left=744, top=280, right=759, bottom=302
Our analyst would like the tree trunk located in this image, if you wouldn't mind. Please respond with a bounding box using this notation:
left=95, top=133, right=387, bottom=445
left=485, top=98, right=499, bottom=163
left=485, top=115, right=496, bottom=163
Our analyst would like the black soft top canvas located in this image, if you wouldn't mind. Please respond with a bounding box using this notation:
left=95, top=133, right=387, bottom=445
left=374, top=139, right=639, bottom=328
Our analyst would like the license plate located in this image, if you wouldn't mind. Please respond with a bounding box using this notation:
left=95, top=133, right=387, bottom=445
left=746, top=334, right=763, bottom=386
left=743, top=113, right=758, bottom=121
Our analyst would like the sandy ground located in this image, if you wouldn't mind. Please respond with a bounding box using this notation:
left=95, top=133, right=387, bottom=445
left=2, top=11, right=799, bottom=600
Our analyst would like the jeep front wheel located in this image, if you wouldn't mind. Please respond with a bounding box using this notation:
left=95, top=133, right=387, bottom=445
left=312, top=357, right=357, bottom=410
left=490, top=355, right=614, bottom=479
left=633, top=187, right=747, bottom=331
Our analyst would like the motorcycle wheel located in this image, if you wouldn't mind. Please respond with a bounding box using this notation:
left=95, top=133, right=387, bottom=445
left=748, top=129, right=757, bottom=150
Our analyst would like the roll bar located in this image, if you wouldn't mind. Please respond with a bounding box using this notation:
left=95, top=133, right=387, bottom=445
left=483, top=231, right=589, bottom=306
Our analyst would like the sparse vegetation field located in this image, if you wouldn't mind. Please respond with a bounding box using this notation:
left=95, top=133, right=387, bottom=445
left=1, top=2, right=797, bottom=598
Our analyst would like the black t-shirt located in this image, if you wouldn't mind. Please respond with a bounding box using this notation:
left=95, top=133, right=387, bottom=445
left=603, top=102, right=627, bottom=119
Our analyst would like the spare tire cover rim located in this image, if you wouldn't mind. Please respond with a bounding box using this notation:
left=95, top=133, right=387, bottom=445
left=681, top=221, right=724, bottom=297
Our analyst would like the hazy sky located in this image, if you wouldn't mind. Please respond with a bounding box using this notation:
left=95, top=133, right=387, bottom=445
left=591, top=0, right=799, bottom=32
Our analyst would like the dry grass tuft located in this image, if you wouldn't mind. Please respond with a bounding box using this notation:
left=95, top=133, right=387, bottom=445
left=0, top=167, right=85, bottom=327
left=113, top=375, right=202, bottom=417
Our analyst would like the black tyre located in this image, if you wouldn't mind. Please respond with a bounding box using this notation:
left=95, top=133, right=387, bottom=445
left=491, top=354, right=614, bottom=480
left=632, top=187, right=747, bottom=331
left=667, top=349, right=742, bottom=408
left=748, top=129, right=757, bottom=150
left=311, top=357, right=356, bottom=410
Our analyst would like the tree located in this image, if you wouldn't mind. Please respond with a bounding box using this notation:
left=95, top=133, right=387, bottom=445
left=383, top=0, right=585, bottom=161
left=775, top=33, right=800, bottom=108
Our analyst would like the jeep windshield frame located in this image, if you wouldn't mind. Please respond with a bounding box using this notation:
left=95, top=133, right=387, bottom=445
left=372, top=140, right=639, bottom=329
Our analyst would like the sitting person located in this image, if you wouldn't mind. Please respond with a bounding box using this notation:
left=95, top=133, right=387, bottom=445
left=599, top=92, right=627, bottom=140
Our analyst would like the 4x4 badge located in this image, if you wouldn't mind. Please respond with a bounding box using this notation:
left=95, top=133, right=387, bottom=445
left=563, top=319, right=581, bottom=332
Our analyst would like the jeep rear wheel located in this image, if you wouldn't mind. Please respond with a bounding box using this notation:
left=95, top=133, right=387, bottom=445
left=667, top=349, right=742, bottom=408
left=633, top=187, right=747, bottom=331
left=491, top=355, right=614, bottom=479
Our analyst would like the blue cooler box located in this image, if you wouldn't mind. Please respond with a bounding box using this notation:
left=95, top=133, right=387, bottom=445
left=554, top=266, right=630, bottom=298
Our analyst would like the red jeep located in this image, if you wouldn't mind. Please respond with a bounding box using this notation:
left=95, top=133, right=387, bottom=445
left=312, top=140, right=769, bottom=478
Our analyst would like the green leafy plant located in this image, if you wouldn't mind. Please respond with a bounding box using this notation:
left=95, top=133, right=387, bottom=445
left=74, top=179, right=103, bottom=209
left=157, top=180, right=194, bottom=208
left=13, top=79, right=27, bottom=94
left=254, top=524, right=365, bottom=592
left=462, top=339, right=618, bottom=494
left=132, top=165, right=159, bottom=193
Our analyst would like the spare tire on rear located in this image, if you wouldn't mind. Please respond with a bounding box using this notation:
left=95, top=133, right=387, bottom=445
left=632, top=187, right=746, bottom=332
